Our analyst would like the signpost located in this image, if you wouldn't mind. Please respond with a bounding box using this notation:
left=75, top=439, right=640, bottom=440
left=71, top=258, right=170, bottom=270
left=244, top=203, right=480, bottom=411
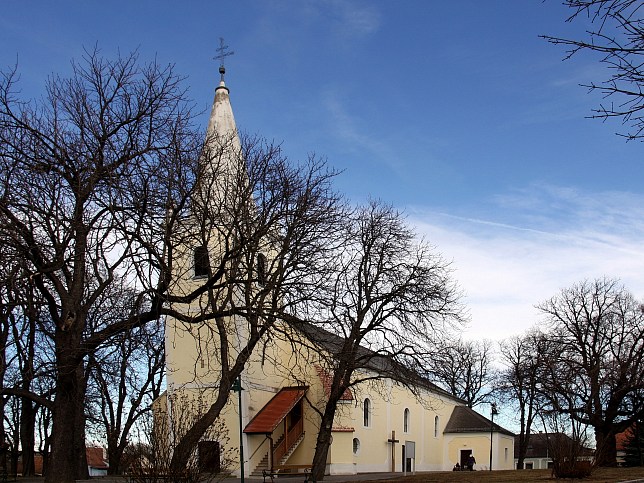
left=231, top=376, right=244, bottom=483
left=489, top=402, right=498, bottom=471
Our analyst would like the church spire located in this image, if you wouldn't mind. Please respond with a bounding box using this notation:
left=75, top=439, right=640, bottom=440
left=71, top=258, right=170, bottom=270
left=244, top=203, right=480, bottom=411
left=196, top=38, right=243, bottom=207
left=205, top=38, right=238, bottom=150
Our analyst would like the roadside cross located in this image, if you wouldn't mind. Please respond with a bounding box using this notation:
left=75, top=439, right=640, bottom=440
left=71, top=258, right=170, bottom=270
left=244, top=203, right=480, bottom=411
left=387, top=430, right=400, bottom=472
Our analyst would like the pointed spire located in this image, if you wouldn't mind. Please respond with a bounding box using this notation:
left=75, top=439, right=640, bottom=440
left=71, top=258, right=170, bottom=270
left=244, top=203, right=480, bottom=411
left=196, top=37, right=244, bottom=208
left=207, top=38, right=237, bottom=142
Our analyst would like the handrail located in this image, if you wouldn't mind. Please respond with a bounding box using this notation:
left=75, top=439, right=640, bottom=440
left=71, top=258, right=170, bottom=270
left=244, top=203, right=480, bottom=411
left=273, top=418, right=303, bottom=465
left=247, top=435, right=270, bottom=462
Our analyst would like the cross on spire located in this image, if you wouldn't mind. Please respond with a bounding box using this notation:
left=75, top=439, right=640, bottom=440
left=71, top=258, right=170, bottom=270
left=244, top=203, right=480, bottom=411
left=214, top=37, right=234, bottom=82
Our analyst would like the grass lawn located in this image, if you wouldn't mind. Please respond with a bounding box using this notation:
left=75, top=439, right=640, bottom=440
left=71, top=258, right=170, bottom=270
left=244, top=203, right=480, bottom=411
left=362, top=467, right=644, bottom=482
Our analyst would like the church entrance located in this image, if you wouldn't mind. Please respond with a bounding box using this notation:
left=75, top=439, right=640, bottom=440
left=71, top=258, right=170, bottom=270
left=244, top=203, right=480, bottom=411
left=198, top=440, right=221, bottom=472
left=460, top=449, right=472, bottom=468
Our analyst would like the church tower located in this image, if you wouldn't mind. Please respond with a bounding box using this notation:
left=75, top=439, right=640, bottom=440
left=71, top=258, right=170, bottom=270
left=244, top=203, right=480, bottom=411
left=165, top=50, right=248, bottom=388
left=162, top=52, right=315, bottom=477
left=162, top=46, right=256, bottom=476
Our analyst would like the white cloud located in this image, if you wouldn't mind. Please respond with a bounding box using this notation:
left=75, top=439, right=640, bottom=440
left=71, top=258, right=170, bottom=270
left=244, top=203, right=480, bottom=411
left=327, top=0, right=381, bottom=38
left=321, top=89, right=408, bottom=177
left=409, top=184, right=644, bottom=342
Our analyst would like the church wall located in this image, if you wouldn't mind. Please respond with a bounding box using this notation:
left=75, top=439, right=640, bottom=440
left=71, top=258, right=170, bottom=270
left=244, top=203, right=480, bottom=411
left=445, top=434, right=492, bottom=471
left=328, top=429, right=356, bottom=475
left=349, top=380, right=392, bottom=473
left=443, top=432, right=515, bottom=471
left=346, top=377, right=463, bottom=474
left=420, top=397, right=456, bottom=471
left=493, top=433, right=515, bottom=470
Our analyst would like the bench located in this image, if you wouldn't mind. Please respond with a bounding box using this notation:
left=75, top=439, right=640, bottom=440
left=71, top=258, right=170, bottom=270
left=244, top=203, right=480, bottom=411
left=263, top=464, right=312, bottom=483
left=128, top=470, right=191, bottom=483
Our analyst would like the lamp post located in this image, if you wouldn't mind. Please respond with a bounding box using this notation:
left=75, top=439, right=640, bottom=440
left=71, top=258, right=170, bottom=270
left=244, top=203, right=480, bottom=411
left=489, top=402, right=498, bottom=471
left=231, top=376, right=244, bottom=483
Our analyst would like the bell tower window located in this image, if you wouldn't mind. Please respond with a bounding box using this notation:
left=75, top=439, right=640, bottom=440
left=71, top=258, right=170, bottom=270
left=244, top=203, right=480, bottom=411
left=256, top=253, right=267, bottom=286
left=194, top=245, right=210, bottom=278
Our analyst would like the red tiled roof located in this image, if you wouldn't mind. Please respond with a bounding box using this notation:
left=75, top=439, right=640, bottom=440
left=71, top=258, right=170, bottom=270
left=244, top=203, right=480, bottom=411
left=617, top=425, right=636, bottom=451
left=86, top=447, right=108, bottom=469
left=315, top=365, right=353, bottom=401
left=244, top=386, right=307, bottom=434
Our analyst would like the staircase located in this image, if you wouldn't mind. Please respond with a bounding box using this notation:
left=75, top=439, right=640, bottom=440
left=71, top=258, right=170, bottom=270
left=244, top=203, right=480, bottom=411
left=249, top=430, right=306, bottom=477
left=277, top=431, right=305, bottom=465
left=250, top=453, right=270, bottom=478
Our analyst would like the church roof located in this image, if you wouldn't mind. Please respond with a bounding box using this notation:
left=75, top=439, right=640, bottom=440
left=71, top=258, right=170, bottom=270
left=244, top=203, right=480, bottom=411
left=315, top=364, right=353, bottom=401
left=244, top=386, right=307, bottom=434
left=444, top=406, right=514, bottom=436
left=292, top=321, right=463, bottom=404
left=514, top=432, right=594, bottom=458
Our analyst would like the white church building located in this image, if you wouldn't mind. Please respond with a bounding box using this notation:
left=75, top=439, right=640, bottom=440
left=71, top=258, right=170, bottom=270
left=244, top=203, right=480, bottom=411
left=158, top=63, right=515, bottom=478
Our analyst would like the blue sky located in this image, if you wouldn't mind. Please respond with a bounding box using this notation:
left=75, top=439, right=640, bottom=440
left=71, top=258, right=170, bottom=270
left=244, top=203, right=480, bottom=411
left=3, top=1, right=644, bottom=342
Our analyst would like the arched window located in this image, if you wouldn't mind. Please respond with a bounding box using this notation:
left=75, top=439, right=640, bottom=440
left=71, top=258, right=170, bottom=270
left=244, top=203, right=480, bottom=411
left=194, top=245, right=209, bottom=277
left=434, top=415, right=440, bottom=437
left=352, top=438, right=360, bottom=455
left=403, top=408, right=410, bottom=433
left=256, top=253, right=267, bottom=286
left=363, top=398, right=371, bottom=427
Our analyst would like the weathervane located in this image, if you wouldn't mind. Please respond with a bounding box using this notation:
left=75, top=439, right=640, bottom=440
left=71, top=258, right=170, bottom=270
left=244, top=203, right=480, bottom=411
left=214, top=37, right=234, bottom=82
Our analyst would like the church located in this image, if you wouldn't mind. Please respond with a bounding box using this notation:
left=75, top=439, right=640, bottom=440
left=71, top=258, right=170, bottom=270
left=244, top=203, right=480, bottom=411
left=158, top=61, right=515, bottom=478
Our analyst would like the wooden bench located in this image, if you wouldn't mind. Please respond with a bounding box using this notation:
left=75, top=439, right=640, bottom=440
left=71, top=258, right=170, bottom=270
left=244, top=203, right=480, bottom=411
left=128, top=470, right=191, bottom=483
left=263, top=464, right=312, bottom=483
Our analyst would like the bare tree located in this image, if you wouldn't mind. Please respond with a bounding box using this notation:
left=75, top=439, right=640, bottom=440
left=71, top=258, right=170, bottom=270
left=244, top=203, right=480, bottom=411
left=294, top=200, right=464, bottom=482
left=428, top=338, right=495, bottom=409
left=497, top=330, right=549, bottom=469
left=0, top=49, right=206, bottom=482
left=539, top=409, right=594, bottom=477
left=537, top=277, right=644, bottom=466
left=543, top=0, right=644, bottom=140
left=0, top=251, right=18, bottom=472
left=86, top=309, right=164, bottom=475
left=0, top=46, right=346, bottom=480
left=0, top=246, right=56, bottom=477
left=130, top=391, right=233, bottom=482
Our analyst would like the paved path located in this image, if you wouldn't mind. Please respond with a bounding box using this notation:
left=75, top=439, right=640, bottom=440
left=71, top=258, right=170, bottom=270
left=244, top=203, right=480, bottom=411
left=8, top=473, right=402, bottom=483
left=10, top=474, right=644, bottom=483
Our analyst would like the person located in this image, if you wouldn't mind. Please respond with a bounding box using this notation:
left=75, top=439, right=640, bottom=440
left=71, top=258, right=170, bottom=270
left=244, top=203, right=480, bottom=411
left=467, top=454, right=476, bottom=471
left=452, top=462, right=460, bottom=471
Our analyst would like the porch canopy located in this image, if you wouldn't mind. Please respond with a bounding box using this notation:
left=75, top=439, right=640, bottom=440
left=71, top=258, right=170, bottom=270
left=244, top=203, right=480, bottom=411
left=244, top=386, right=307, bottom=434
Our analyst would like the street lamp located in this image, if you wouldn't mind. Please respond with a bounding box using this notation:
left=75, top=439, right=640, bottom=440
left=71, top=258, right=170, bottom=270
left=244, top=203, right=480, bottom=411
left=489, top=402, right=498, bottom=471
left=231, top=376, right=244, bottom=483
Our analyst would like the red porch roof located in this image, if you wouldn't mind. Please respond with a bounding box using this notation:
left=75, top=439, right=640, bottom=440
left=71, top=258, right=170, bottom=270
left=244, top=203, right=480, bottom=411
left=244, top=386, right=307, bottom=434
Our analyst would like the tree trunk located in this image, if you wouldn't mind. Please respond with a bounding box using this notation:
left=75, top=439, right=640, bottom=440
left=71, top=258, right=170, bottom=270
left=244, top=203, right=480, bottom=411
left=309, top=401, right=338, bottom=483
left=168, top=387, right=231, bottom=473
left=106, top=436, right=124, bottom=475
left=516, top=430, right=531, bottom=470
left=46, top=342, right=89, bottom=483
left=595, top=429, right=618, bottom=467
left=20, top=400, right=36, bottom=476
